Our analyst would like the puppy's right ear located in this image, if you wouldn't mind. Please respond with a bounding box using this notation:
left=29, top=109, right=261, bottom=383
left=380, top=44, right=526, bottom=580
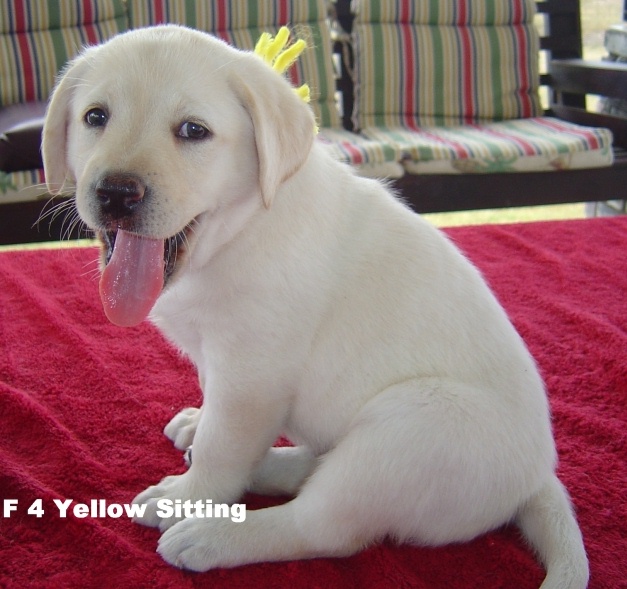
left=42, top=54, right=88, bottom=195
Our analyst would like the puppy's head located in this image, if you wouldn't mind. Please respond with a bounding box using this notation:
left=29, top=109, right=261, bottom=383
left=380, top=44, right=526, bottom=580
left=42, top=25, right=315, bottom=326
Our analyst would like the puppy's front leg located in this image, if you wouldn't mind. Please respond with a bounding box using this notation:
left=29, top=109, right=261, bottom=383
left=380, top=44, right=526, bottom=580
left=133, top=388, right=285, bottom=531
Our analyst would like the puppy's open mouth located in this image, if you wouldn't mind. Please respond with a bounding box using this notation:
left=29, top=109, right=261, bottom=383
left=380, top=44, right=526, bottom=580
left=98, top=223, right=194, bottom=328
left=101, top=226, right=190, bottom=281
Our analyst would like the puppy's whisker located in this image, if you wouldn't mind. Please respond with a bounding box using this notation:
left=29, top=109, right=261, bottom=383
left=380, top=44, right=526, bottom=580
left=36, top=195, right=72, bottom=222
left=62, top=213, right=88, bottom=242
left=35, top=196, right=91, bottom=243
left=80, top=265, right=102, bottom=282
left=80, top=255, right=100, bottom=272
left=35, top=197, right=72, bottom=237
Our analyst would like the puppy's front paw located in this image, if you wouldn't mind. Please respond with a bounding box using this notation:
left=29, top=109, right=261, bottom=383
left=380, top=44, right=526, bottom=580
left=132, top=472, right=199, bottom=531
left=158, top=517, right=239, bottom=571
left=164, top=407, right=200, bottom=450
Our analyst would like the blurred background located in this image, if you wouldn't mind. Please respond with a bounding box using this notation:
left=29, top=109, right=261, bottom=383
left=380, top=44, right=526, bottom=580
left=581, top=0, right=623, bottom=59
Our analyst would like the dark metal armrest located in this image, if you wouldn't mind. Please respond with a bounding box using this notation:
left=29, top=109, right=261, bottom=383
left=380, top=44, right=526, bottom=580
left=548, top=58, right=627, bottom=148
left=549, top=58, right=627, bottom=100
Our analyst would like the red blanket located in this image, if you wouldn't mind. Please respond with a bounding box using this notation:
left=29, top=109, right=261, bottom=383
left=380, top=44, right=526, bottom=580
left=1, top=217, right=625, bottom=588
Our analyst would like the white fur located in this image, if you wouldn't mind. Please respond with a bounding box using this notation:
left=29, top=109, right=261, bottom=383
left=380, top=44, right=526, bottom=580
left=42, top=25, right=588, bottom=588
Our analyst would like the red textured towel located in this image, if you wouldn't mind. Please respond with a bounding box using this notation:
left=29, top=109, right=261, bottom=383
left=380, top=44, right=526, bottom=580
left=1, top=217, right=625, bottom=588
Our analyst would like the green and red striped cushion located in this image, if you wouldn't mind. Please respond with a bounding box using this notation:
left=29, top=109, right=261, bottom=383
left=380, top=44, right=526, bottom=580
left=1, top=0, right=337, bottom=126
left=129, top=0, right=327, bottom=29
left=361, top=118, right=614, bottom=172
left=0, top=0, right=127, bottom=106
left=352, top=0, right=542, bottom=129
left=128, top=0, right=340, bottom=128
left=357, top=0, right=538, bottom=26
left=318, top=127, right=403, bottom=166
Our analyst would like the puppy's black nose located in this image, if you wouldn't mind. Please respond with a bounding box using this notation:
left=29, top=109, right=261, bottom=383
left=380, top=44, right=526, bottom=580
left=96, top=174, right=145, bottom=219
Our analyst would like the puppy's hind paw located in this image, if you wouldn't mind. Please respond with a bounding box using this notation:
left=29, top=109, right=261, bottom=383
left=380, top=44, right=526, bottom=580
left=164, top=407, right=201, bottom=450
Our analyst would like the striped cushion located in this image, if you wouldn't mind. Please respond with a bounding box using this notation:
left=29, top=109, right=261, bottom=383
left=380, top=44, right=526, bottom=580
left=0, top=0, right=128, bottom=106
left=129, top=0, right=327, bottom=29
left=360, top=118, right=614, bottom=173
left=352, top=0, right=542, bottom=129
left=128, top=0, right=340, bottom=128
left=357, top=0, right=538, bottom=26
left=317, top=127, right=403, bottom=166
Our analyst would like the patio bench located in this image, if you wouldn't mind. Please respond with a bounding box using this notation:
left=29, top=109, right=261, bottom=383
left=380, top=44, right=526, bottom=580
left=1, top=0, right=625, bottom=244
left=326, top=0, right=627, bottom=213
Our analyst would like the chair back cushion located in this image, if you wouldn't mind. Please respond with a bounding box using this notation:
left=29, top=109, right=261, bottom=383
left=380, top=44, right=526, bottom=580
left=0, top=0, right=128, bottom=106
left=352, top=0, right=543, bottom=129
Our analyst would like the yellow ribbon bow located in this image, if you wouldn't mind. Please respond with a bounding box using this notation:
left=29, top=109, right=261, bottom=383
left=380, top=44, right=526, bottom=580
left=254, top=27, right=318, bottom=133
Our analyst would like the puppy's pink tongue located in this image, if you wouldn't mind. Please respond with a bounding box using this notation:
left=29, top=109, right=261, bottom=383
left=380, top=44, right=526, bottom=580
left=99, top=229, right=164, bottom=327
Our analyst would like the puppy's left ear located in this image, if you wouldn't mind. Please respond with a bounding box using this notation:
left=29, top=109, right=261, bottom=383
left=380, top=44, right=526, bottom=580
left=231, top=56, right=316, bottom=208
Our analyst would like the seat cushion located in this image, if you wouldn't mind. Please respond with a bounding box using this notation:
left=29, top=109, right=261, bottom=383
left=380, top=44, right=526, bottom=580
left=360, top=117, right=614, bottom=174
left=318, top=127, right=402, bottom=165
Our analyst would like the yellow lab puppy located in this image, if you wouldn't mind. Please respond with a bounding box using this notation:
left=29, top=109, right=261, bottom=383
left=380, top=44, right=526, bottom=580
left=43, top=26, right=587, bottom=588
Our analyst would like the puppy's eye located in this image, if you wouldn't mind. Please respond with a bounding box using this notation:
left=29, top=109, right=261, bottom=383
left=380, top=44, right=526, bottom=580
left=177, top=121, right=210, bottom=140
left=84, top=108, right=108, bottom=127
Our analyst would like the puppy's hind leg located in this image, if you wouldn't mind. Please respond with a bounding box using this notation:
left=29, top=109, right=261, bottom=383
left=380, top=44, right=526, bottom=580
left=158, top=381, right=440, bottom=571
left=158, top=457, right=367, bottom=572
left=158, top=395, right=428, bottom=572
left=249, top=446, right=317, bottom=496
left=159, top=378, right=544, bottom=571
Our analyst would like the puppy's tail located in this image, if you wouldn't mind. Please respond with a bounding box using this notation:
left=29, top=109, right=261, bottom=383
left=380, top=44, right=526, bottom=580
left=515, top=475, right=589, bottom=589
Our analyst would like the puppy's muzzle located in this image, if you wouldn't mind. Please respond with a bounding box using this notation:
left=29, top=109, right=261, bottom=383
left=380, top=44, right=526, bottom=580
left=96, top=174, right=145, bottom=221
